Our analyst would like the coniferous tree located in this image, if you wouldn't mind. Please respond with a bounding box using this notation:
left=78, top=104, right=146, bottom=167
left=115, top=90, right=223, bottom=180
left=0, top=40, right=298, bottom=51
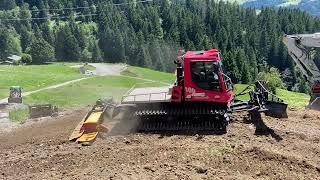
left=0, top=0, right=16, bottom=10
left=27, top=37, right=55, bottom=64
left=20, top=25, right=34, bottom=51
left=92, top=41, right=103, bottom=62
left=0, top=28, right=22, bottom=59
left=55, top=25, right=81, bottom=61
left=40, top=23, right=54, bottom=46
left=223, top=51, right=240, bottom=83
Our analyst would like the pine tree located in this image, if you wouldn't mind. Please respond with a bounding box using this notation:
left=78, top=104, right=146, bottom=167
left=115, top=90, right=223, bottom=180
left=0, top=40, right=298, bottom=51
left=0, top=0, right=16, bottom=10
left=20, top=25, right=34, bottom=51
left=222, top=51, right=240, bottom=83
left=27, top=37, right=55, bottom=64
left=0, top=28, right=22, bottom=59
left=92, top=41, right=103, bottom=62
left=248, top=47, right=258, bottom=79
left=55, top=25, right=81, bottom=61
left=236, top=48, right=252, bottom=83
left=40, top=23, right=54, bottom=46
left=38, top=0, right=49, bottom=24
left=18, top=3, right=32, bottom=31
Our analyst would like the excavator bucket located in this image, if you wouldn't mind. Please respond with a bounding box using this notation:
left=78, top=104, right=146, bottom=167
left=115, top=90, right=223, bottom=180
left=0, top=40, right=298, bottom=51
left=308, top=97, right=320, bottom=111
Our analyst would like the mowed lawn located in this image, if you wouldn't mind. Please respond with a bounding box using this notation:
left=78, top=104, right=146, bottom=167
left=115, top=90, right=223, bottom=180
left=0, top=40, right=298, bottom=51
left=23, top=66, right=173, bottom=108
left=277, top=89, right=310, bottom=108
left=24, top=76, right=158, bottom=108
left=0, top=64, right=84, bottom=99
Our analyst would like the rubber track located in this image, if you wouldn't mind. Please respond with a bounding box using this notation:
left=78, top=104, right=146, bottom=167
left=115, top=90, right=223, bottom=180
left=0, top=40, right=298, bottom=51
left=134, top=106, right=229, bottom=133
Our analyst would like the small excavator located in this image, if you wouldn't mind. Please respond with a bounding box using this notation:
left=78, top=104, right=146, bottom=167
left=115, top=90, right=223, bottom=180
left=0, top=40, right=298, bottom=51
left=283, top=33, right=320, bottom=110
left=70, top=49, right=288, bottom=144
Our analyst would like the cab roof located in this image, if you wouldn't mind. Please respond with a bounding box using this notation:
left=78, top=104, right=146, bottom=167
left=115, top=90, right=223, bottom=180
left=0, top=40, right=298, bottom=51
left=184, top=49, right=220, bottom=61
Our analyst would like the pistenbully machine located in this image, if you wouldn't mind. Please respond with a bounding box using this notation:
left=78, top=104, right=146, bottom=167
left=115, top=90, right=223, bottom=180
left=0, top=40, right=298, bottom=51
left=70, top=49, right=287, bottom=144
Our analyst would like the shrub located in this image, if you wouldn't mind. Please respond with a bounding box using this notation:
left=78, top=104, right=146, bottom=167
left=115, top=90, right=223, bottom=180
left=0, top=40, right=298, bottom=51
left=257, top=67, right=285, bottom=94
left=21, top=53, right=32, bottom=64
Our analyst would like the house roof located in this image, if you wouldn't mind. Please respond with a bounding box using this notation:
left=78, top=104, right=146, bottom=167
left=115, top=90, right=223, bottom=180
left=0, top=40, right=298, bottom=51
left=7, top=55, right=22, bottom=61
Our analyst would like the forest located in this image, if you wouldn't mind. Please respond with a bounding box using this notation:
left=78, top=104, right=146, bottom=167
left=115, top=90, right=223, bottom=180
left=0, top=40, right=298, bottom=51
left=0, top=0, right=320, bottom=92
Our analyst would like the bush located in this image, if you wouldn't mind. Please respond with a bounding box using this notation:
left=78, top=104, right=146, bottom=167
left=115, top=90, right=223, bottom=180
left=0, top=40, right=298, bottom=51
left=257, top=67, right=285, bottom=94
left=21, top=53, right=32, bottom=64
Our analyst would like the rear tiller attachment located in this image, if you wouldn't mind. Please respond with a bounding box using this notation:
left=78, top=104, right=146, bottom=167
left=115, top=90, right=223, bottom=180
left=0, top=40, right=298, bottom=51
left=231, top=81, right=288, bottom=118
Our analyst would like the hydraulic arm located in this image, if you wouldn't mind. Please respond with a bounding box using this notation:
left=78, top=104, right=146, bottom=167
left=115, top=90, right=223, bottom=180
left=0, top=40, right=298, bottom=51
left=283, top=33, right=320, bottom=109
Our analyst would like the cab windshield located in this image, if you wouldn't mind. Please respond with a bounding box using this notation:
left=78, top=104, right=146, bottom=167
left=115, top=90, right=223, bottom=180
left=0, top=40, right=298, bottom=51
left=190, top=61, right=221, bottom=91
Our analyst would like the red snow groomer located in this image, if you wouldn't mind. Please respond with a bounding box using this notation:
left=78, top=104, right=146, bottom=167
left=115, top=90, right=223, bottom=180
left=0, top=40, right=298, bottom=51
left=110, top=49, right=287, bottom=133
left=70, top=49, right=288, bottom=145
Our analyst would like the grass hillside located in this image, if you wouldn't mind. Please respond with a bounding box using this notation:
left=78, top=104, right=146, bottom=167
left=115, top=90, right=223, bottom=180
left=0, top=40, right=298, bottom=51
left=122, top=66, right=176, bottom=84
left=1, top=64, right=310, bottom=109
left=0, top=64, right=84, bottom=99
left=24, top=76, right=144, bottom=107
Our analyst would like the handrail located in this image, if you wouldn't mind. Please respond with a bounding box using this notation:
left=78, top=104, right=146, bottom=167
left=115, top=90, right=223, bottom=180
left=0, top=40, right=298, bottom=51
left=121, top=91, right=170, bottom=103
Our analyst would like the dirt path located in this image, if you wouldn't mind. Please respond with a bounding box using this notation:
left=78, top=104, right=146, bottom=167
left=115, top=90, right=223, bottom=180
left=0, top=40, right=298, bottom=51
left=89, top=63, right=127, bottom=76
left=89, top=63, right=170, bottom=85
left=0, top=108, right=319, bottom=179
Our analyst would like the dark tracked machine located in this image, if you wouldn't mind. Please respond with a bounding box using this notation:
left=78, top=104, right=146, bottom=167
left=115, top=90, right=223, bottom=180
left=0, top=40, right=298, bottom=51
left=70, top=49, right=288, bottom=144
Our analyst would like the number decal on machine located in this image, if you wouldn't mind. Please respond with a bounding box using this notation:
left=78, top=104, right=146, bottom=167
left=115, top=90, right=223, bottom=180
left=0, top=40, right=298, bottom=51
left=185, top=87, right=207, bottom=99
left=186, top=87, right=195, bottom=94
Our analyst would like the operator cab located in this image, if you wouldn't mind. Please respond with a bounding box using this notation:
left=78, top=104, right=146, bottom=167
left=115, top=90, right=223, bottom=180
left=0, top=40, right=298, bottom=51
left=191, top=61, right=221, bottom=92
left=182, top=49, right=233, bottom=103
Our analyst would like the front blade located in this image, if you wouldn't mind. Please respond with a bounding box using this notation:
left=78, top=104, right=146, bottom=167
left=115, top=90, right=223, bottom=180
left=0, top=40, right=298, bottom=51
left=264, top=101, right=288, bottom=118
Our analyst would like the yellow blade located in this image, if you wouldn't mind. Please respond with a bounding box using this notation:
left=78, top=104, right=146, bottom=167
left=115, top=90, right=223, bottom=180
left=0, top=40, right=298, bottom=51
left=69, top=110, right=103, bottom=141
left=76, top=132, right=98, bottom=143
left=69, top=118, right=86, bottom=141
left=84, top=111, right=103, bottom=124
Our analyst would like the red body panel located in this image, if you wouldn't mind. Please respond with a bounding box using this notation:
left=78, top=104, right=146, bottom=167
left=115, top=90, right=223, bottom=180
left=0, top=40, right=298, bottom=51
left=171, top=86, right=183, bottom=103
left=171, top=49, right=233, bottom=104
left=312, top=82, right=320, bottom=95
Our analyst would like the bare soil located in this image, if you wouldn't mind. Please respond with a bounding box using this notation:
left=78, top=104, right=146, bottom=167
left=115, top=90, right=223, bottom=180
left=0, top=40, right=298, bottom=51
left=0, top=108, right=320, bottom=180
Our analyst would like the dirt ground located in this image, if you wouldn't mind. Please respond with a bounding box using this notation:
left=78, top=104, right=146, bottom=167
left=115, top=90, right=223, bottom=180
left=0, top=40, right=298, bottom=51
left=0, top=108, right=320, bottom=180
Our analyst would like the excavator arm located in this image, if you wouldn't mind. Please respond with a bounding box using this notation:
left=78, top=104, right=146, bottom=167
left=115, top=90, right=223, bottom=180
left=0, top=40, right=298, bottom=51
left=283, top=33, right=320, bottom=109
left=283, top=33, right=320, bottom=81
